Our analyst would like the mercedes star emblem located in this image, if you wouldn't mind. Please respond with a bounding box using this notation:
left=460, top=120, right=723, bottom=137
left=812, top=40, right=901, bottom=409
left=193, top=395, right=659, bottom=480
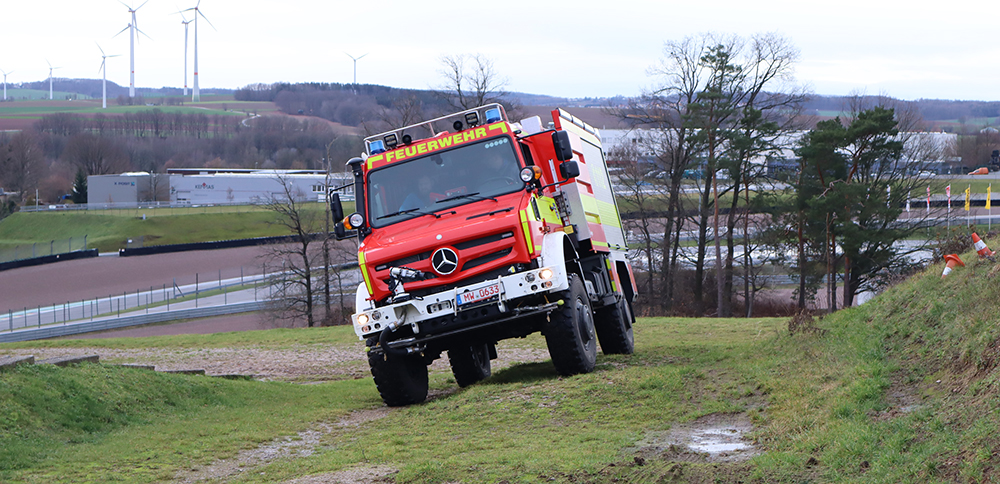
left=431, top=248, right=458, bottom=275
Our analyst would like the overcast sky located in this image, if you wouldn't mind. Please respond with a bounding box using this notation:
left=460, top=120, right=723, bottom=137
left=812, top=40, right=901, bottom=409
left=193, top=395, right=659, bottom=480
left=1, top=0, right=998, bottom=102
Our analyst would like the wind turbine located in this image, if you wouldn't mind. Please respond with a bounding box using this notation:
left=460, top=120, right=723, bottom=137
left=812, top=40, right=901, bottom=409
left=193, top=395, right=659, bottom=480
left=182, top=0, right=215, bottom=102
left=114, top=1, right=150, bottom=98
left=97, top=44, right=120, bottom=109
left=46, top=60, right=61, bottom=100
left=345, top=52, right=367, bottom=95
left=180, top=12, right=193, bottom=96
left=0, top=69, right=11, bottom=101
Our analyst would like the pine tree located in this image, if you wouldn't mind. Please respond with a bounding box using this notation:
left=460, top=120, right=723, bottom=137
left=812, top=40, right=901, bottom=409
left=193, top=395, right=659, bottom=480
left=71, top=169, right=87, bottom=204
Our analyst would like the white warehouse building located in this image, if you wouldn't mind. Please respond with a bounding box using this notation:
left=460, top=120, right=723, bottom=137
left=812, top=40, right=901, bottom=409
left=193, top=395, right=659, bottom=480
left=88, top=169, right=354, bottom=207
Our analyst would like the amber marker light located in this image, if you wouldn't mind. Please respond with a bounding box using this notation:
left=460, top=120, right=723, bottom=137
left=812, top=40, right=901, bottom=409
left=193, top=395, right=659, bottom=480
left=520, top=166, right=543, bottom=182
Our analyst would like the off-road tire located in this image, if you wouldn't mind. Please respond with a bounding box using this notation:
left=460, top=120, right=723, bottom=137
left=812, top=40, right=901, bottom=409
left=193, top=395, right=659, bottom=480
left=543, top=274, right=597, bottom=376
left=595, top=297, right=635, bottom=355
left=368, top=349, right=428, bottom=407
left=449, top=343, right=492, bottom=387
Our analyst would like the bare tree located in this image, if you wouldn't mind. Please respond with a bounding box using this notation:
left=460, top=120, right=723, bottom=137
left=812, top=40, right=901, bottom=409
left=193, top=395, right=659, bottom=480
left=64, top=133, right=128, bottom=175
left=436, top=53, right=521, bottom=118
left=362, top=95, right=426, bottom=135
left=0, top=131, right=44, bottom=202
left=261, top=174, right=326, bottom=327
left=608, top=34, right=707, bottom=315
left=607, top=142, right=660, bottom=304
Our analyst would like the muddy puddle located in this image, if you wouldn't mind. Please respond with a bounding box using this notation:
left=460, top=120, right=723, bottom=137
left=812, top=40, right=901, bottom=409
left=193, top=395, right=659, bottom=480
left=629, top=413, right=758, bottom=463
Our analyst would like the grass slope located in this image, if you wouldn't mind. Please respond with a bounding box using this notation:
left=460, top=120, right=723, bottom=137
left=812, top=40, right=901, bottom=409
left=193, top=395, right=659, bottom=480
left=4, top=248, right=1000, bottom=482
left=0, top=203, right=354, bottom=253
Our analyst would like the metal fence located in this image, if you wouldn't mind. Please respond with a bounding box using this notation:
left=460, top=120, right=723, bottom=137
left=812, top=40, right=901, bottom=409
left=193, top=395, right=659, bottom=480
left=3, top=268, right=263, bottom=333
left=0, top=236, right=88, bottom=264
left=3, top=262, right=361, bottom=335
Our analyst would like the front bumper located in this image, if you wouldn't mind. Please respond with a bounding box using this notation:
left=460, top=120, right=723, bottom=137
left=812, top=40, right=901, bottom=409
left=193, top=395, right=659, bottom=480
left=352, top=264, right=569, bottom=340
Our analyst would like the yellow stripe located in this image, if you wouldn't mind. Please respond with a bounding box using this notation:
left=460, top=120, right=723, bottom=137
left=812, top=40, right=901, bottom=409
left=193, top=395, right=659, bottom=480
left=597, top=199, right=623, bottom=229
left=358, top=252, right=374, bottom=295
left=488, top=122, right=509, bottom=134
left=592, top=240, right=609, bottom=248
left=580, top=194, right=602, bottom=224
left=536, top=196, right=562, bottom=225
left=520, top=209, right=534, bottom=255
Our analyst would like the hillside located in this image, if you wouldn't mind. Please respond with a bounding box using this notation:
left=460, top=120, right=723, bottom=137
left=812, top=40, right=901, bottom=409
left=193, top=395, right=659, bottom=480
left=0, top=204, right=352, bottom=254
left=3, top=240, right=1000, bottom=482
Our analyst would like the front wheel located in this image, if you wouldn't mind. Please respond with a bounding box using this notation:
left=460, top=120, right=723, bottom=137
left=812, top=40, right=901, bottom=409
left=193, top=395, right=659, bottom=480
left=449, top=343, right=492, bottom=387
left=368, top=346, right=428, bottom=407
left=543, top=274, right=597, bottom=376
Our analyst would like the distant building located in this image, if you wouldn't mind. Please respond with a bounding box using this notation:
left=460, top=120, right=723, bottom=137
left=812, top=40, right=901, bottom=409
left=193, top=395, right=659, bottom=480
left=87, top=168, right=353, bottom=207
left=87, top=172, right=156, bottom=206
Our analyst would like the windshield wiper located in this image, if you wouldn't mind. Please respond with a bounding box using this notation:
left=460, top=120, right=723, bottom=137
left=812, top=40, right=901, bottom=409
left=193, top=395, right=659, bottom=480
left=377, top=207, right=457, bottom=221
left=435, top=192, right=498, bottom=204
left=377, top=207, right=426, bottom=220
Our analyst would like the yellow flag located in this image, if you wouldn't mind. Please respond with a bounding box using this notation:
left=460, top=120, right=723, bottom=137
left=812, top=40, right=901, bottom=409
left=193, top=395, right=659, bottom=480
left=965, top=185, right=971, bottom=211
left=988, top=184, right=992, bottom=210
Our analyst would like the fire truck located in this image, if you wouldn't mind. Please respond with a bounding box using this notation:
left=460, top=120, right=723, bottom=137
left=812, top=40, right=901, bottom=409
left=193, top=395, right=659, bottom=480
left=331, top=104, right=637, bottom=406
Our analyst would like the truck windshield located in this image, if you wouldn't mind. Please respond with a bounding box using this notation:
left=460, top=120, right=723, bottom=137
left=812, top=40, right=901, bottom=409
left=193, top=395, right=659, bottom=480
left=367, top=136, right=522, bottom=227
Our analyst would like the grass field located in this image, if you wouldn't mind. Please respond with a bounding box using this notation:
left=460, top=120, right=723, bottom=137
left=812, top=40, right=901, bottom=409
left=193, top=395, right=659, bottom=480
left=1, top=89, right=94, bottom=101
left=5, top=242, right=1000, bottom=482
left=0, top=102, right=272, bottom=119
left=0, top=202, right=355, bottom=253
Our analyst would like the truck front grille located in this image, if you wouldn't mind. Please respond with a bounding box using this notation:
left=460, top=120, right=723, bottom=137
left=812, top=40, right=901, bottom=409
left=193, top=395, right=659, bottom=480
left=461, top=248, right=513, bottom=271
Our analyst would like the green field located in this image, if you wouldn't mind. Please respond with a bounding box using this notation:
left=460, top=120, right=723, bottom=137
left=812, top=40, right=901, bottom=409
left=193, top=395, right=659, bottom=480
left=0, top=102, right=271, bottom=119
left=0, top=202, right=355, bottom=253
left=4, top=239, right=1000, bottom=482
left=1, top=89, right=94, bottom=101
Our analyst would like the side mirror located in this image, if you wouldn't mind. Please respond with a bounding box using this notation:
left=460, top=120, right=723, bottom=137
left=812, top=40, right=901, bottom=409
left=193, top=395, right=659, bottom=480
left=559, top=160, right=581, bottom=180
left=330, top=193, right=344, bottom=221
left=334, top=222, right=349, bottom=239
left=551, top=131, right=573, bottom=161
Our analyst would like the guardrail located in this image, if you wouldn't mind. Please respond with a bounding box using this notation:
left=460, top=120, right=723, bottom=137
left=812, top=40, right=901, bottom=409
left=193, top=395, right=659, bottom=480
left=0, top=301, right=266, bottom=343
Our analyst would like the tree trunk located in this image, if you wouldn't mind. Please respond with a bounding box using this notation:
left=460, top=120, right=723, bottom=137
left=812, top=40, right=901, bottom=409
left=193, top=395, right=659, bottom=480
left=797, top=210, right=806, bottom=310
left=743, top=173, right=752, bottom=317
left=843, top=254, right=854, bottom=308
left=695, top=172, right=713, bottom=315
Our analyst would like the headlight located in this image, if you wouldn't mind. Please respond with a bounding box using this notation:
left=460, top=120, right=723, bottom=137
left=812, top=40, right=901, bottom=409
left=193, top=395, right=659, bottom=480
left=538, top=268, right=554, bottom=280
left=520, top=166, right=542, bottom=182
left=357, top=313, right=370, bottom=325
left=345, top=212, right=365, bottom=229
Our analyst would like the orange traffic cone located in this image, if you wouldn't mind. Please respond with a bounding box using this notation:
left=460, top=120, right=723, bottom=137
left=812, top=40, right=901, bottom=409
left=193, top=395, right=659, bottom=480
left=972, top=232, right=995, bottom=257
left=942, top=254, right=965, bottom=278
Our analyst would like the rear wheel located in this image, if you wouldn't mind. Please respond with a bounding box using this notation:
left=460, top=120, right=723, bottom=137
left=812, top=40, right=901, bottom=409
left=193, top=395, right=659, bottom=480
left=544, top=274, right=597, bottom=375
left=368, top=345, right=428, bottom=407
left=449, top=343, right=492, bottom=387
left=595, top=297, right=635, bottom=355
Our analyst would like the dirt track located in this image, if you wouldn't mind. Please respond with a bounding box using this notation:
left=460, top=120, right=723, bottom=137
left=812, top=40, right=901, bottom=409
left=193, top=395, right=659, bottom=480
left=0, top=246, right=268, bottom=314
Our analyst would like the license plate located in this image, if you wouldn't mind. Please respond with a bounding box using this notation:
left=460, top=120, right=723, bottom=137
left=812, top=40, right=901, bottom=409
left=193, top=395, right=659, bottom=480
left=457, top=282, right=501, bottom=307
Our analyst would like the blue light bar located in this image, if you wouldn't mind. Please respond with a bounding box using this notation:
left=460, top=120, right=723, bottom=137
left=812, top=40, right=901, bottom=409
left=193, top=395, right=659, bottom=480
left=369, top=139, right=386, bottom=154
left=485, top=108, right=502, bottom=124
